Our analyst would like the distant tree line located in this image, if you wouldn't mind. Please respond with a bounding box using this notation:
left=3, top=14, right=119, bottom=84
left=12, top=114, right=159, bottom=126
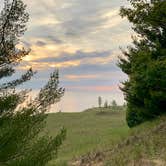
left=98, top=96, right=118, bottom=109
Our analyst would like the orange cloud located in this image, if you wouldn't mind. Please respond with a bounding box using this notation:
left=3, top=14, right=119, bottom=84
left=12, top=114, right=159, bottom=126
left=64, top=74, right=99, bottom=80
left=17, top=60, right=81, bottom=70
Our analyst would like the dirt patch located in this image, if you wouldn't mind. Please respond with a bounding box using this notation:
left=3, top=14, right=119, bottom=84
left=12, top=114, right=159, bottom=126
left=69, top=152, right=105, bottom=166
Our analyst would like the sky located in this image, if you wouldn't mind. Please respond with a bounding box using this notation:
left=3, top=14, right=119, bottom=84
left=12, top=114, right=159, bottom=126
left=1, top=0, right=133, bottom=112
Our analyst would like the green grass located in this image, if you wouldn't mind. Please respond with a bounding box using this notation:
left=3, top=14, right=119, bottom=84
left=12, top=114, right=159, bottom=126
left=104, top=115, right=166, bottom=166
left=45, top=107, right=166, bottom=165
left=45, top=107, right=129, bottom=165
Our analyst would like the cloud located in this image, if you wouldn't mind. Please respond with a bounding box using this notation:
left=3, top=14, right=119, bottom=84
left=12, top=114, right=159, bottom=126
left=21, top=40, right=32, bottom=48
left=64, top=70, right=127, bottom=81
left=66, top=85, right=120, bottom=92
left=64, top=74, right=99, bottom=80
left=18, top=49, right=121, bottom=70
left=23, top=0, right=131, bottom=51
left=14, top=0, right=132, bottom=112
left=46, top=35, right=63, bottom=44
left=36, top=41, right=47, bottom=47
left=19, top=0, right=132, bottom=81
left=34, top=50, right=111, bottom=62
left=17, top=60, right=81, bottom=70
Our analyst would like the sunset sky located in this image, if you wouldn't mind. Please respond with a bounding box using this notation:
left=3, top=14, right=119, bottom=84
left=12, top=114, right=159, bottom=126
left=1, top=0, right=133, bottom=112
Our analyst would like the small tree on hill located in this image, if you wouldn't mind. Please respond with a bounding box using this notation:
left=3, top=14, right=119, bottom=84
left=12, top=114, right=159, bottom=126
left=104, top=100, right=108, bottom=108
left=111, top=100, right=118, bottom=109
left=98, top=96, right=102, bottom=108
left=0, top=0, right=66, bottom=165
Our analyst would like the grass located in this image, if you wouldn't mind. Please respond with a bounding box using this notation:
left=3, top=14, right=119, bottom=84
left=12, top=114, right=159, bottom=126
left=45, top=107, right=166, bottom=166
left=45, top=107, right=129, bottom=165
left=104, top=115, right=166, bottom=166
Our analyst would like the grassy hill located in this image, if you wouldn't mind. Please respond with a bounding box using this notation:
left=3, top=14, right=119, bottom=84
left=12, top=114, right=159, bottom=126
left=104, top=115, right=166, bottom=166
left=46, top=107, right=129, bottom=165
left=45, top=107, right=166, bottom=166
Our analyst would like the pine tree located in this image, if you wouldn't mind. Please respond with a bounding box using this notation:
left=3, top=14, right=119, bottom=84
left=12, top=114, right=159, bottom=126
left=0, top=0, right=66, bottom=165
left=119, top=0, right=166, bottom=127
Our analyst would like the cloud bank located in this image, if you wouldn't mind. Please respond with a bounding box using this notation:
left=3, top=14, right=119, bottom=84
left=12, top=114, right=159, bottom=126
left=16, top=0, right=132, bottom=111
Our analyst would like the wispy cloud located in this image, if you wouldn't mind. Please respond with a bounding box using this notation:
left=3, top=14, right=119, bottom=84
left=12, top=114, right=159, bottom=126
left=18, top=50, right=121, bottom=70
left=66, top=85, right=120, bottom=92
left=64, top=74, right=99, bottom=80
left=64, top=70, right=127, bottom=81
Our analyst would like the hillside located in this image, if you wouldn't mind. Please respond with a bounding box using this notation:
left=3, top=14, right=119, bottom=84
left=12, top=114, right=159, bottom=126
left=72, top=115, right=166, bottom=166
left=45, top=108, right=166, bottom=166
left=104, top=115, right=166, bottom=166
left=46, top=107, right=128, bottom=165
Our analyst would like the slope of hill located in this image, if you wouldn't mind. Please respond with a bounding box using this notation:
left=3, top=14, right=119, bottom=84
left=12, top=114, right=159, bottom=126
left=46, top=107, right=129, bottom=166
left=104, top=115, right=166, bottom=166
left=72, top=115, right=166, bottom=166
left=45, top=108, right=166, bottom=166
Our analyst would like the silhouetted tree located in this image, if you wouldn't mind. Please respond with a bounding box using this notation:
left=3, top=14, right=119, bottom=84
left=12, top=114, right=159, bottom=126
left=111, top=100, right=117, bottom=109
left=119, top=0, right=166, bottom=127
left=0, top=0, right=66, bottom=165
left=104, top=100, right=108, bottom=108
left=98, top=96, right=102, bottom=108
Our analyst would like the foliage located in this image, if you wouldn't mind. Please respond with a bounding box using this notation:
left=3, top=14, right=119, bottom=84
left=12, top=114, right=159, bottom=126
left=0, top=0, right=66, bottom=165
left=119, top=0, right=166, bottom=127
